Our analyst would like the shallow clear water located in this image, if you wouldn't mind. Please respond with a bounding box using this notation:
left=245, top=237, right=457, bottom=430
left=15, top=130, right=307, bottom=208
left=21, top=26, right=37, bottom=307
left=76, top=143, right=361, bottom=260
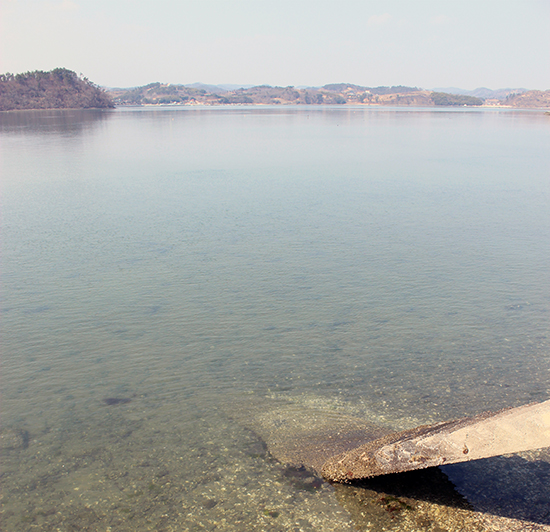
left=1, top=106, right=549, bottom=531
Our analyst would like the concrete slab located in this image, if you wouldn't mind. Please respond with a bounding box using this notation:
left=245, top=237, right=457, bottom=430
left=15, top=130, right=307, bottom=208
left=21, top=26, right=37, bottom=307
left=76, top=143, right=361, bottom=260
left=322, top=399, right=550, bottom=482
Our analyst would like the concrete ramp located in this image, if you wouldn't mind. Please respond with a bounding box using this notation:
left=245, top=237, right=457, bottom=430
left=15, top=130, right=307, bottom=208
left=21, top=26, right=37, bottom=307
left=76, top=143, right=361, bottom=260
left=322, top=399, right=550, bottom=482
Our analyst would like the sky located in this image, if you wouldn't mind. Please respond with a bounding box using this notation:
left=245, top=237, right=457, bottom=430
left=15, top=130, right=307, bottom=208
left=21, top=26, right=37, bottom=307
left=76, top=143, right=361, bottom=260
left=1, top=0, right=549, bottom=90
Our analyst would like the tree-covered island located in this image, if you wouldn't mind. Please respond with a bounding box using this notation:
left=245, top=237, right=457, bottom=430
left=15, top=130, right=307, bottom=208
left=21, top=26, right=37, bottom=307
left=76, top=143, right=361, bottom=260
left=0, top=68, right=114, bottom=111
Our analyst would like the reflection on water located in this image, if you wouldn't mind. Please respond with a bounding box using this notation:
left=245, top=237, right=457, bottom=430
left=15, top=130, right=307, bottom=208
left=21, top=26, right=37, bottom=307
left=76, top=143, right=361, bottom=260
left=0, top=108, right=113, bottom=136
left=1, top=106, right=549, bottom=530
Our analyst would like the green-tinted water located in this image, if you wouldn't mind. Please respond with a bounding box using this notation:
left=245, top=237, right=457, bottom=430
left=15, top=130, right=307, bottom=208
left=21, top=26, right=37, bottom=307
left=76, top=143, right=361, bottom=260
left=1, top=107, right=549, bottom=530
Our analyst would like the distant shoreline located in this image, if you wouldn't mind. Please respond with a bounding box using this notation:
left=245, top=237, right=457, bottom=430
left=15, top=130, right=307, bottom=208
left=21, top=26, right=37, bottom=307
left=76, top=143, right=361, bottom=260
left=109, top=102, right=549, bottom=111
left=2, top=70, right=549, bottom=111
left=2, top=103, right=548, bottom=113
left=108, top=84, right=550, bottom=110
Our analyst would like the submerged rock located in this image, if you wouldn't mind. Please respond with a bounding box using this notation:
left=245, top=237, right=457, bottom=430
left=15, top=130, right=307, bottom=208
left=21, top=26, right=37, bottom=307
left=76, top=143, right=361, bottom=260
left=103, top=397, right=132, bottom=406
left=0, top=428, right=30, bottom=450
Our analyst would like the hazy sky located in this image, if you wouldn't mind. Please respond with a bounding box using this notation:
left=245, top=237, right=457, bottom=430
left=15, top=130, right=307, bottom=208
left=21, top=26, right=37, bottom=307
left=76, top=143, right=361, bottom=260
left=1, top=0, right=549, bottom=89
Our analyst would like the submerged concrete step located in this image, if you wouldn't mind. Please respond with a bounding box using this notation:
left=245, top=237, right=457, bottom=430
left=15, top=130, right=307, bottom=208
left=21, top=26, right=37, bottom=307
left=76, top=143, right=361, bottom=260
left=322, top=399, right=550, bottom=482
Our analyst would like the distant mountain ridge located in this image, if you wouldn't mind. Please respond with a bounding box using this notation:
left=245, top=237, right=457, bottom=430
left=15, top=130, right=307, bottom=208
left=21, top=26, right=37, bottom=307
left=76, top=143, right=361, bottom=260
left=109, top=81, right=549, bottom=108
left=432, top=87, right=528, bottom=100
left=108, top=82, right=436, bottom=106
left=187, top=83, right=254, bottom=93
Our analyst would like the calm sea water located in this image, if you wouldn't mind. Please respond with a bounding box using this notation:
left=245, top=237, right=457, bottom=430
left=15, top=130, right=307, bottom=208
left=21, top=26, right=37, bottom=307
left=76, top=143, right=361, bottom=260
left=1, top=106, right=549, bottom=531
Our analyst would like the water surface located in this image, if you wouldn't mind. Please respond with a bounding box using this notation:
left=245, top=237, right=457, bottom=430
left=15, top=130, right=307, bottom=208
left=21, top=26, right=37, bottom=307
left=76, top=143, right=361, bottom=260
left=1, top=106, right=549, bottom=531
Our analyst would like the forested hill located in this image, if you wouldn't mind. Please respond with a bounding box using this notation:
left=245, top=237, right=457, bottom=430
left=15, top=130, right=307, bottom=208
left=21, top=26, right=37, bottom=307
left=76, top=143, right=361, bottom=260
left=109, top=83, right=433, bottom=106
left=502, top=90, right=550, bottom=108
left=111, top=82, right=550, bottom=108
left=0, top=69, right=114, bottom=111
